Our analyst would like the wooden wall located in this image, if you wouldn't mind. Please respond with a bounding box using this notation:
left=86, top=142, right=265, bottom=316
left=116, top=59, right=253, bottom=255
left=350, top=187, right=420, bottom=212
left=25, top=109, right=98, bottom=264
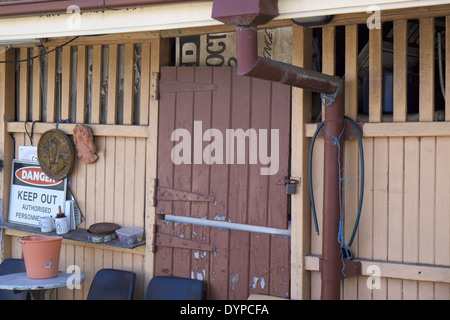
left=293, top=15, right=450, bottom=299
left=2, top=7, right=450, bottom=301
left=0, top=36, right=165, bottom=299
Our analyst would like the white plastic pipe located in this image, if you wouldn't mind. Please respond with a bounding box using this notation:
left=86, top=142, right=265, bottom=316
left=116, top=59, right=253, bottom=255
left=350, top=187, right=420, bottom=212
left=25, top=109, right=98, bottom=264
left=163, top=214, right=291, bottom=236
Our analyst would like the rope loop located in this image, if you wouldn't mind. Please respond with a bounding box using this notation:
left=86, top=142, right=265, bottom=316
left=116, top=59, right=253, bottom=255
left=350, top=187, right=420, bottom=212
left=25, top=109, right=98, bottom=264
left=320, top=78, right=344, bottom=107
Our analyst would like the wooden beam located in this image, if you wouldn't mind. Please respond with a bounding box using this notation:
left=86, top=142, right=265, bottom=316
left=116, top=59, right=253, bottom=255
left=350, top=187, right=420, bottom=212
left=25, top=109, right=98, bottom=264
left=305, top=121, right=450, bottom=138
left=304, top=255, right=450, bottom=284
left=7, top=121, right=148, bottom=138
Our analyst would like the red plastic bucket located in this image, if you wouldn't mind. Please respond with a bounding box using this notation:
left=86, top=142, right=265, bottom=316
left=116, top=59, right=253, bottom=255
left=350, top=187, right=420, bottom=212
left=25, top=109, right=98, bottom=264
left=19, top=236, right=62, bottom=279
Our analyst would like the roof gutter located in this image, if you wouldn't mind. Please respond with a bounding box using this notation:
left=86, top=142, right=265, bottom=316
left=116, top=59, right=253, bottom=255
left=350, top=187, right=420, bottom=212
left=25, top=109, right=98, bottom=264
left=0, top=0, right=203, bottom=17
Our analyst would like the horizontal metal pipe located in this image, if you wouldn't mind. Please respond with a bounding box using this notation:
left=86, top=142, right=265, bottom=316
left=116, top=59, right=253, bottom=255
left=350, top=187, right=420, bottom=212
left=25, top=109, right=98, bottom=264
left=236, top=26, right=341, bottom=94
left=163, top=214, right=291, bottom=236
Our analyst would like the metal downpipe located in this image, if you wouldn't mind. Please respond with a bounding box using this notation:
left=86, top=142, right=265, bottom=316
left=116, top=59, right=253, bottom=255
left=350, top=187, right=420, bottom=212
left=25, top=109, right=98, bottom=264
left=320, top=87, right=345, bottom=300
left=236, top=26, right=341, bottom=94
left=212, top=0, right=347, bottom=300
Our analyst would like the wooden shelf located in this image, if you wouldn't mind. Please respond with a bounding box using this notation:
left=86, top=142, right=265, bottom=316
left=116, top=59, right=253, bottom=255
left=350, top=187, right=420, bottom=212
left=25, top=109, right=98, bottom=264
left=0, top=221, right=146, bottom=254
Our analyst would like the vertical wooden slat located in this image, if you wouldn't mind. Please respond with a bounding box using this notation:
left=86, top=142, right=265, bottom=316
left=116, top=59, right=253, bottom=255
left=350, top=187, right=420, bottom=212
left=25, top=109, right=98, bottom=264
left=123, top=44, right=134, bottom=125
left=134, top=137, right=146, bottom=226
left=94, top=137, right=106, bottom=224
left=228, top=71, right=250, bottom=224
left=402, top=141, right=420, bottom=300
left=172, top=222, right=192, bottom=278
left=247, top=77, right=270, bottom=227
left=434, top=137, right=450, bottom=299
left=61, top=46, right=71, bottom=121
left=418, top=18, right=436, bottom=300
left=248, top=233, right=270, bottom=296
left=394, top=20, right=408, bottom=122
left=446, top=16, right=450, bottom=121
left=228, top=230, right=250, bottom=299
left=269, top=235, right=290, bottom=298
left=145, top=39, right=169, bottom=285
left=322, top=26, right=335, bottom=119
left=208, top=67, right=231, bottom=298
left=154, top=220, right=174, bottom=276
left=343, top=24, right=358, bottom=300
left=124, top=136, right=136, bottom=226
left=192, top=67, right=212, bottom=222
left=369, top=27, right=383, bottom=123
left=107, top=44, right=118, bottom=125
left=290, top=25, right=312, bottom=300
left=46, top=47, right=57, bottom=123
left=372, top=137, right=388, bottom=299
left=419, top=17, right=435, bottom=122
left=208, top=67, right=231, bottom=222
left=209, top=228, right=229, bottom=300
left=357, top=137, right=374, bottom=300
left=418, top=137, right=436, bottom=299
left=390, top=20, right=407, bottom=300
left=227, top=70, right=250, bottom=299
left=139, top=43, right=151, bottom=126
left=32, top=47, right=41, bottom=122
left=19, top=48, right=29, bottom=122
left=387, top=137, right=404, bottom=299
left=173, top=67, right=194, bottom=222
left=76, top=46, right=87, bottom=124
left=91, top=45, right=102, bottom=124
left=268, top=81, right=290, bottom=229
left=0, top=49, right=15, bottom=262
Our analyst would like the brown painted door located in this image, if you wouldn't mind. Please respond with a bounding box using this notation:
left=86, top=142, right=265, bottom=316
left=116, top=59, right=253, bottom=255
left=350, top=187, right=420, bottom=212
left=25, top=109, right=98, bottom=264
left=154, top=66, right=291, bottom=299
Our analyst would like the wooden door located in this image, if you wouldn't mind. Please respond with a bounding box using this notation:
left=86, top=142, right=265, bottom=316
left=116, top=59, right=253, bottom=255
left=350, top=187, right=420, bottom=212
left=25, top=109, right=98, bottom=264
left=154, top=66, right=291, bottom=299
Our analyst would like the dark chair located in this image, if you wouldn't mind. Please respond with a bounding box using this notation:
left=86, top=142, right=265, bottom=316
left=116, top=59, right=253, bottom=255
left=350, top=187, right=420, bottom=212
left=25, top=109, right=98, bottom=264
left=87, top=269, right=136, bottom=300
left=0, top=258, right=29, bottom=300
left=143, top=276, right=205, bottom=300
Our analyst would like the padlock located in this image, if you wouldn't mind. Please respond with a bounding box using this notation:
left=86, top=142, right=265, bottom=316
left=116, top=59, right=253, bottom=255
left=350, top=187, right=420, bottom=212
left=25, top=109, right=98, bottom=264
left=285, top=178, right=299, bottom=195
left=286, top=183, right=297, bottom=194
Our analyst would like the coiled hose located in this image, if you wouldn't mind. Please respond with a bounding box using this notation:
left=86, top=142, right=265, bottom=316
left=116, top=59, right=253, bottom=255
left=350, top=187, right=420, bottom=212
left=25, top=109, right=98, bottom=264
left=308, top=116, right=364, bottom=248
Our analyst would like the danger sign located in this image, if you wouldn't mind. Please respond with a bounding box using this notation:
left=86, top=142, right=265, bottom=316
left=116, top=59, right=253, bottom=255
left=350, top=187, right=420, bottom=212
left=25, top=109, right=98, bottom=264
left=9, top=160, right=67, bottom=227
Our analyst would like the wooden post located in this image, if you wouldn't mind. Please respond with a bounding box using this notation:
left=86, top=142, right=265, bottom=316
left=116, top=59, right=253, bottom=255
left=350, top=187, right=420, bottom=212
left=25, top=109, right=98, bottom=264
left=144, top=37, right=170, bottom=286
left=0, top=49, right=16, bottom=261
left=290, top=24, right=312, bottom=300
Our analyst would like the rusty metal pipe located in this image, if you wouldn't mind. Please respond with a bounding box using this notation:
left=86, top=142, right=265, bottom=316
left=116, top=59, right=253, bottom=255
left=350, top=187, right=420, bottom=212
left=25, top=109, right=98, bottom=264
left=236, top=26, right=341, bottom=94
left=321, top=86, right=345, bottom=300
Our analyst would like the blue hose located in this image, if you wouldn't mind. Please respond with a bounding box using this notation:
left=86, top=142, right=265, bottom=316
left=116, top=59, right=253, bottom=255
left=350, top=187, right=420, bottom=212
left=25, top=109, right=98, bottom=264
left=308, top=116, right=364, bottom=248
